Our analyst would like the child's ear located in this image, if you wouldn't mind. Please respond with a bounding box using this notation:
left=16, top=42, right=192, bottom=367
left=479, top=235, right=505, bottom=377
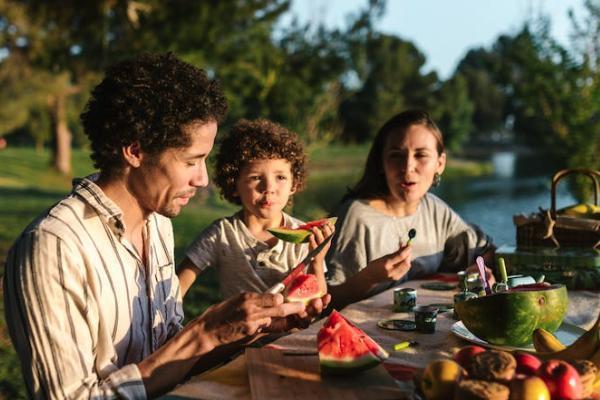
left=290, top=184, right=297, bottom=195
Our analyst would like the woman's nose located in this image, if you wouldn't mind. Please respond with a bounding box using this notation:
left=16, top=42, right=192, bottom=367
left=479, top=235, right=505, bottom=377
left=406, top=155, right=417, bottom=172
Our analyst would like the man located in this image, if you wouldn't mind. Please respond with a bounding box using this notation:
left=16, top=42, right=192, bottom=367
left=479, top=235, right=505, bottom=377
left=4, top=53, right=329, bottom=399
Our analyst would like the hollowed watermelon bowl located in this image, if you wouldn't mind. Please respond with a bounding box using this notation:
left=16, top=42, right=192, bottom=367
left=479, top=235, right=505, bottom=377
left=454, top=283, right=568, bottom=347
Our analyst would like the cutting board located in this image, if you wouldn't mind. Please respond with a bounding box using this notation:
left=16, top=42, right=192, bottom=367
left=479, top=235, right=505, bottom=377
left=246, top=348, right=407, bottom=400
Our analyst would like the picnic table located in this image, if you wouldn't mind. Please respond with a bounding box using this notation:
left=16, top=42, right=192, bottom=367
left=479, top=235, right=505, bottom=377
left=166, top=275, right=600, bottom=400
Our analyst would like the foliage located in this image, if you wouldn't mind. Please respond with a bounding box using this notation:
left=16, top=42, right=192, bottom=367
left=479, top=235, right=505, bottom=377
left=429, top=73, right=474, bottom=151
left=1, top=0, right=597, bottom=176
left=456, top=48, right=507, bottom=138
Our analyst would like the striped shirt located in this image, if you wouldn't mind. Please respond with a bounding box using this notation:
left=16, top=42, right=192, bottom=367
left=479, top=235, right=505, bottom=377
left=3, top=176, right=184, bottom=399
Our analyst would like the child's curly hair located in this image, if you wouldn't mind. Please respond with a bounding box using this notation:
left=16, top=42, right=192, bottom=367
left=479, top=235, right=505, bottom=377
left=215, top=119, right=307, bottom=205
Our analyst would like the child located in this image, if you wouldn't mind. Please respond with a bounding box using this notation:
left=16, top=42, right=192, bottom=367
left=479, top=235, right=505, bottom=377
left=178, top=119, right=333, bottom=300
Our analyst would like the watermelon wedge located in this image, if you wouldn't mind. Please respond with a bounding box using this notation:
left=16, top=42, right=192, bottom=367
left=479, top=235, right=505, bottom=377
left=284, top=273, right=323, bottom=305
left=268, top=217, right=337, bottom=244
left=318, top=310, right=389, bottom=375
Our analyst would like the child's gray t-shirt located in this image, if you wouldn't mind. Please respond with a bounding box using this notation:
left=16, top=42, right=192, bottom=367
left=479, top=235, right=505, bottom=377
left=185, top=212, right=315, bottom=298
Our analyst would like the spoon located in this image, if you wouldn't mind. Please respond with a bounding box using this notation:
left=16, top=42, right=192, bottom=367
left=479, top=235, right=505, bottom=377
left=406, top=229, right=417, bottom=246
left=476, top=256, right=492, bottom=295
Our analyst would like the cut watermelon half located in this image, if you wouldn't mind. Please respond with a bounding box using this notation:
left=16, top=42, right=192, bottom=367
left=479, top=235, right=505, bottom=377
left=268, top=217, right=337, bottom=244
left=284, top=273, right=322, bottom=305
left=318, top=310, right=389, bottom=375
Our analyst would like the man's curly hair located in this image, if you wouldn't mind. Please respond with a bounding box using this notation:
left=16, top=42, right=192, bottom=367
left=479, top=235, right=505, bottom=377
left=215, top=119, right=307, bottom=205
left=80, top=52, right=228, bottom=176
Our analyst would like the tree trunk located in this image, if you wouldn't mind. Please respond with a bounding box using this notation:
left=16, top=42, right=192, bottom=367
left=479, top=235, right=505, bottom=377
left=49, top=94, right=72, bottom=175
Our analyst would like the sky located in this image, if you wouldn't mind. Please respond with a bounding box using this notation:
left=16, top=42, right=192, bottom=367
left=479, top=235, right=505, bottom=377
left=281, top=0, right=585, bottom=80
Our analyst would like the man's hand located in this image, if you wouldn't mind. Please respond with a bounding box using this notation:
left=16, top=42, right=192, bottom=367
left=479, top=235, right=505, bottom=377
left=197, top=292, right=305, bottom=350
left=364, top=242, right=412, bottom=284
left=266, top=293, right=332, bottom=332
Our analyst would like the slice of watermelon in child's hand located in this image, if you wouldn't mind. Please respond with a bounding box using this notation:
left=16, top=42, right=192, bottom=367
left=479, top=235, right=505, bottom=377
left=268, top=217, right=337, bottom=244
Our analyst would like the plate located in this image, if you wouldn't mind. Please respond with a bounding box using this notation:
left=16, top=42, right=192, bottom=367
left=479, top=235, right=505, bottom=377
left=450, top=321, right=585, bottom=351
left=426, top=303, right=454, bottom=313
left=421, top=282, right=457, bottom=291
left=378, top=319, right=417, bottom=331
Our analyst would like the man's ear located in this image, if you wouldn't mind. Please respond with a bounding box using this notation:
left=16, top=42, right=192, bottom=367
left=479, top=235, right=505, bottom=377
left=122, top=142, right=144, bottom=168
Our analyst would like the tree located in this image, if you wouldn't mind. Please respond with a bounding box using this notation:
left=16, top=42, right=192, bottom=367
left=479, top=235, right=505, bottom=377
left=429, top=73, right=474, bottom=152
left=339, top=32, right=437, bottom=142
left=0, top=0, right=144, bottom=174
left=0, top=0, right=297, bottom=173
left=455, top=48, right=506, bottom=139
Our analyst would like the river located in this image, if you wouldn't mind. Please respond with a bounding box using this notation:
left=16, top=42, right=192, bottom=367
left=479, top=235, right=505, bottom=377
left=433, top=152, right=578, bottom=247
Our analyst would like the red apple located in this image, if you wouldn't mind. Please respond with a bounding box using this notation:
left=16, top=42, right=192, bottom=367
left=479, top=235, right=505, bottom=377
left=514, top=352, right=542, bottom=375
left=537, top=360, right=583, bottom=400
left=452, top=345, right=486, bottom=369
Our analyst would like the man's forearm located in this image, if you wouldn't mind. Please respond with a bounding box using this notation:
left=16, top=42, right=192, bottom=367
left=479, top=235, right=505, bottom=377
left=137, top=318, right=216, bottom=397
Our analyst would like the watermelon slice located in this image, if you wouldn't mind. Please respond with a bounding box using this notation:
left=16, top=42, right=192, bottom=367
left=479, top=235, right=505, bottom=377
left=317, top=310, right=389, bottom=375
left=268, top=217, right=337, bottom=244
left=284, top=273, right=323, bottom=305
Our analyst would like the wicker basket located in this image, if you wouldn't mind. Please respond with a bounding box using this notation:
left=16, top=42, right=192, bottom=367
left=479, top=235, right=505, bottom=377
left=515, top=169, right=600, bottom=249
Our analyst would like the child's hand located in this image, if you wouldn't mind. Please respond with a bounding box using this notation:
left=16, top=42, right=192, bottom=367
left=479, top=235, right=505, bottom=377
left=364, top=242, right=412, bottom=284
left=308, top=221, right=335, bottom=293
left=308, top=221, right=335, bottom=260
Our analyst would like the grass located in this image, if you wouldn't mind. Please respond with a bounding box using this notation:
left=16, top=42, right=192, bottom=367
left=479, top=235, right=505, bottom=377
left=0, top=146, right=491, bottom=397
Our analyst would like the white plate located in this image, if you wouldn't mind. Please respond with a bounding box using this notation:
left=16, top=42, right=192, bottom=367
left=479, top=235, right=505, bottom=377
left=450, top=321, right=585, bottom=352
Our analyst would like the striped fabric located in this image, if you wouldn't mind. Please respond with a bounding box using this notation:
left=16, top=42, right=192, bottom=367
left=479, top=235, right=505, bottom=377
left=3, top=176, right=184, bottom=399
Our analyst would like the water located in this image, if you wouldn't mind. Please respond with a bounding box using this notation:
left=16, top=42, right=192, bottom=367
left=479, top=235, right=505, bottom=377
left=433, top=152, right=577, bottom=247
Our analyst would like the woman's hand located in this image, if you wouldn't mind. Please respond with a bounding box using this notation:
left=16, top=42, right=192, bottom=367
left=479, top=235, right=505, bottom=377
left=363, top=242, right=412, bottom=284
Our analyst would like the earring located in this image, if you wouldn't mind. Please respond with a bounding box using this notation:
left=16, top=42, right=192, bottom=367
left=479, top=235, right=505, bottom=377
left=432, top=172, right=442, bottom=187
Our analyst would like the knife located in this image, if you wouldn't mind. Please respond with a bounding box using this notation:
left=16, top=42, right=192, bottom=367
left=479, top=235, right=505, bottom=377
left=266, top=234, right=333, bottom=294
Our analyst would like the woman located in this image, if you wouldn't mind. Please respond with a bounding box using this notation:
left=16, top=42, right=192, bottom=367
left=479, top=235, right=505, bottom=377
left=327, top=110, right=495, bottom=308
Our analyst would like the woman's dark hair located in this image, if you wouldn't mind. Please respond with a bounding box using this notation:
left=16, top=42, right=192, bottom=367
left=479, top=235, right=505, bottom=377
left=344, top=109, right=445, bottom=201
left=215, top=119, right=306, bottom=205
left=80, top=52, right=228, bottom=177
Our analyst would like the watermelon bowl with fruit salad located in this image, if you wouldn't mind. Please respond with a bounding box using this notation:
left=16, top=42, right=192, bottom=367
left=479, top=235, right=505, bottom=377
left=454, top=283, right=568, bottom=347
left=317, top=310, right=389, bottom=375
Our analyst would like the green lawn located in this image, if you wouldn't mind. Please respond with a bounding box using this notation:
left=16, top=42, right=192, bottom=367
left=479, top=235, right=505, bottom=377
left=0, top=146, right=491, bottom=397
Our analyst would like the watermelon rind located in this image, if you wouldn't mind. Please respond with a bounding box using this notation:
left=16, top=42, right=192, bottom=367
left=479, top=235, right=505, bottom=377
left=268, top=217, right=337, bottom=243
left=267, top=227, right=312, bottom=243
left=454, top=283, right=568, bottom=347
left=320, top=353, right=387, bottom=375
left=318, top=311, right=389, bottom=375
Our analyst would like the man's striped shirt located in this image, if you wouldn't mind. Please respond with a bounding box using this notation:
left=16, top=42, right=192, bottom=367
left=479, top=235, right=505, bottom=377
left=3, top=176, right=184, bottom=399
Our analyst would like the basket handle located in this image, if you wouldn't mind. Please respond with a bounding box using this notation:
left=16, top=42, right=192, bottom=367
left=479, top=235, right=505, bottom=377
left=550, top=168, right=600, bottom=219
